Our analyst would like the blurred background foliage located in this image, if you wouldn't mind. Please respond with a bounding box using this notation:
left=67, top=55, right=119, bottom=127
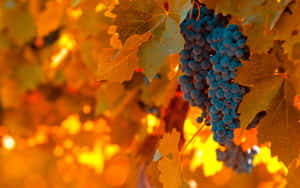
left=0, top=0, right=299, bottom=188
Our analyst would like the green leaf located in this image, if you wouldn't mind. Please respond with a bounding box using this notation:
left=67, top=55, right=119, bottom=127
left=139, top=17, right=184, bottom=81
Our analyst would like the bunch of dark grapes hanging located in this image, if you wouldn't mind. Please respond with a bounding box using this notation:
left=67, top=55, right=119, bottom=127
left=178, top=3, right=265, bottom=173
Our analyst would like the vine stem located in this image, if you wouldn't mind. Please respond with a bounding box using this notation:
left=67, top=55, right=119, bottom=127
left=181, top=124, right=205, bottom=154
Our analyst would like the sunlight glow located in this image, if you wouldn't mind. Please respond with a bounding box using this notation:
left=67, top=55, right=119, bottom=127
left=184, top=118, right=223, bottom=176
left=77, top=147, right=104, bottom=173
left=146, top=114, right=160, bottom=133
left=62, top=115, right=81, bottom=135
left=67, top=8, right=82, bottom=19
left=2, top=135, right=15, bottom=150
left=51, top=34, right=76, bottom=68
left=174, top=64, right=179, bottom=72
left=188, top=180, right=197, bottom=188
left=253, top=144, right=288, bottom=175
left=96, top=3, right=105, bottom=12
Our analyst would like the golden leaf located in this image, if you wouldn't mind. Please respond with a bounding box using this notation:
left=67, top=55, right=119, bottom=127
left=97, top=32, right=151, bottom=82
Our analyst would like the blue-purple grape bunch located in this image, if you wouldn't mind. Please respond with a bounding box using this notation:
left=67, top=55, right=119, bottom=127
left=178, top=5, right=230, bottom=124
left=179, top=4, right=263, bottom=173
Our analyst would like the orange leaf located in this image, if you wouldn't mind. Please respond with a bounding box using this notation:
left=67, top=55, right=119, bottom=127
left=36, top=1, right=64, bottom=37
left=157, top=129, right=182, bottom=188
left=97, top=32, right=151, bottom=82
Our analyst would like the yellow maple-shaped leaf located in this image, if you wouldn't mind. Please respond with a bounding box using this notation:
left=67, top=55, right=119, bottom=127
left=97, top=32, right=151, bottom=82
left=35, top=1, right=64, bottom=37
left=158, top=129, right=180, bottom=157
left=158, top=129, right=182, bottom=188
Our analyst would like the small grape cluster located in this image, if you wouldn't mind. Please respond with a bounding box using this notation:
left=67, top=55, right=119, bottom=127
left=216, top=144, right=259, bottom=173
left=179, top=4, right=261, bottom=173
left=215, top=111, right=265, bottom=173
left=138, top=101, right=161, bottom=118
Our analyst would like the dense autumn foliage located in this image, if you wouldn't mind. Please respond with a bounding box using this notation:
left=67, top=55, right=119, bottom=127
left=0, top=0, right=300, bottom=187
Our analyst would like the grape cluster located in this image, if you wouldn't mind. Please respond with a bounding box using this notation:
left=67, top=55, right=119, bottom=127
left=178, top=6, right=230, bottom=124
left=207, top=23, right=249, bottom=145
left=179, top=4, right=262, bottom=173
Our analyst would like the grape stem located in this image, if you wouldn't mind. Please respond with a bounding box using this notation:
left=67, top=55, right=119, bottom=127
left=181, top=124, right=205, bottom=153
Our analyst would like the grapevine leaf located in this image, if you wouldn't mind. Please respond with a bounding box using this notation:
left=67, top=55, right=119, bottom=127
left=258, top=93, right=300, bottom=165
left=139, top=17, right=184, bottom=81
left=282, top=35, right=300, bottom=62
left=203, top=0, right=291, bottom=53
left=146, top=162, right=163, bottom=188
left=35, top=1, right=64, bottom=37
left=15, top=63, right=45, bottom=92
left=273, top=1, right=300, bottom=41
left=112, top=0, right=165, bottom=43
left=168, top=0, right=192, bottom=23
left=76, top=10, right=111, bottom=38
left=63, top=58, right=95, bottom=89
left=0, top=80, right=22, bottom=108
left=113, top=0, right=188, bottom=80
left=3, top=8, right=36, bottom=44
left=158, top=129, right=182, bottom=188
left=97, top=32, right=151, bottom=82
left=0, top=34, right=11, bottom=50
left=238, top=76, right=283, bottom=128
left=236, top=50, right=300, bottom=163
left=255, top=57, right=300, bottom=164
left=236, top=53, right=281, bottom=87
left=72, top=0, right=114, bottom=10
left=79, top=39, right=99, bottom=73
left=290, top=63, right=300, bottom=94
left=287, top=158, right=300, bottom=188
left=110, top=90, right=144, bottom=146
left=141, top=54, right=180, bottom=107
left=273, top=1, right=300, bottom=61
left=95, top=82, right=126, bottom=115
left=158, top=129, right=180, bottom=156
